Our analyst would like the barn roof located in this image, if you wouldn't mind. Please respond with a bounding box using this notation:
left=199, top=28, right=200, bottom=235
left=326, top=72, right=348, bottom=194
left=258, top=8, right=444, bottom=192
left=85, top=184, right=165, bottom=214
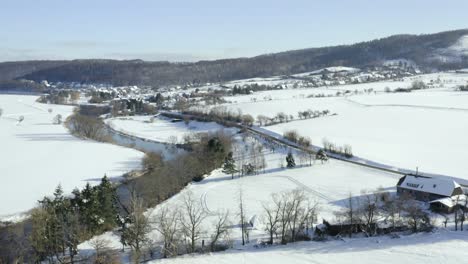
left=429, top=195, right=466, bottom=208
left=397, top=175, right=461, bottom=197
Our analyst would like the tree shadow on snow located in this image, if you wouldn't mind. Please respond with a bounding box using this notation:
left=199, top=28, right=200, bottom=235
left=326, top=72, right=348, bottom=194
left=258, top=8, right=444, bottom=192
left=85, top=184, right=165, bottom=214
left=15, top=133, right=77, bottom=141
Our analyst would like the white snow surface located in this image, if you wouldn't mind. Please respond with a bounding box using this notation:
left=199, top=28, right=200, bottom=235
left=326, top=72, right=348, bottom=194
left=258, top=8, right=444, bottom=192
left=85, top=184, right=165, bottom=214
left=152, top=230, right=468, bottom=264
left=0, top=95, right=143, bottom=220
left=106, top=116, right=236, bottom=144
left=221, top=73, right=468, bottom=180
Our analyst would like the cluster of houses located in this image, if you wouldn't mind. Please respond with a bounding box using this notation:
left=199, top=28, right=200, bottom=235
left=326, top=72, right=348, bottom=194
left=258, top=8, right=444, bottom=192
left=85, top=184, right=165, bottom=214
left=396, top=174, right=467, bottom=213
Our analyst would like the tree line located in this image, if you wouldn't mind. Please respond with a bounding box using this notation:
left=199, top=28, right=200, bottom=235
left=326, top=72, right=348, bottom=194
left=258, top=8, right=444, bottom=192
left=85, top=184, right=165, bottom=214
left=30, top=176, right=119, bottom=263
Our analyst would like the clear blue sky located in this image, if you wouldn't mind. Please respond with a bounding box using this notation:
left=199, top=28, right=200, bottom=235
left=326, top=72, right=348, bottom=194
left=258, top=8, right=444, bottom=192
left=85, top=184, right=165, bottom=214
left=1, top=0, right=467, bottom=62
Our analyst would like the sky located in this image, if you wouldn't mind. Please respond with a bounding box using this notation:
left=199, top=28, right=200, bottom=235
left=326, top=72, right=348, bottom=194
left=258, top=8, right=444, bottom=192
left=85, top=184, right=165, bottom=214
left=1, top=0, right=467, bottom=62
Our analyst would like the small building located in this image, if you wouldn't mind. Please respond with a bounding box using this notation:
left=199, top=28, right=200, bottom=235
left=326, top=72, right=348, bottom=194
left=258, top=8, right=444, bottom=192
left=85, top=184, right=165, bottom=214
left=396, top=174, right=463, bottom=202
left=429, top=195, right=467, bottom=214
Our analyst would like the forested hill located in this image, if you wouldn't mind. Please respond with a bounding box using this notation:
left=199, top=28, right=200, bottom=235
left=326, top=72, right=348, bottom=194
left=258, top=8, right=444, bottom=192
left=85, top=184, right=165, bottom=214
left=2, top=29, right=468, bottom=87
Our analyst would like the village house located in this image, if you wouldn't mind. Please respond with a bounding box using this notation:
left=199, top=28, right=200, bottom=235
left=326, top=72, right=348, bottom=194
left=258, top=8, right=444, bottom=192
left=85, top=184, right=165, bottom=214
left=396, top=174, right=464, bottom=202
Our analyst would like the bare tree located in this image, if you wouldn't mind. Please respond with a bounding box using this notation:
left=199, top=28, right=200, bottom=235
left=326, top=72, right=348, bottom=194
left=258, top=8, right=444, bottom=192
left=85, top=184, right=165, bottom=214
left=335, top=193, right=358, bottom=238
left=180, top=193, right=207, bottom=253
left=462, top=195, right=468, bottom=231
left=308, top=151, right=315, bottom=166
left=154, top=207, right=180, bottom=258
left=288, top=190, right=307, bottom=242
left=210, top=211, right=231, bottom=252
left=381, top=192, right=400, bottom=230
left=238, top=189, right=247, bottom=246
left=300, top=199, right=319, bottom=236
left=405, top=201, right=426, bottom=233
left=298, top=151, right=309, bottom=166
left=249, top=142, right=265, bottom=175
left=358, top=190, right=379, bottom=236
left=90, top=237, right=119, bottom=264
left=234, top=144, right=246, bottom=176
left=121, top=193, right=152, bottom=264
left=278, top=192, right=293, bottom=244
left=262, top=195, right=282, bottom=244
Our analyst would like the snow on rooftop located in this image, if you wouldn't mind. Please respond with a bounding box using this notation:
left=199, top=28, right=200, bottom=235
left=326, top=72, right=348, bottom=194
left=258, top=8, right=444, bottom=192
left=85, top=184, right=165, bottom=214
left=398, top=175, right=460, bottom=197
left=429, top=195, right=466, bottom=207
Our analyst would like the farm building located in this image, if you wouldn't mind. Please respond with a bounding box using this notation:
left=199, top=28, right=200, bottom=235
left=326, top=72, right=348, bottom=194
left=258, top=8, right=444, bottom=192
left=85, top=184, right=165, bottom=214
left=429, top=195, right=467, bottom=214
left=396, top=174, right=463, bottom=202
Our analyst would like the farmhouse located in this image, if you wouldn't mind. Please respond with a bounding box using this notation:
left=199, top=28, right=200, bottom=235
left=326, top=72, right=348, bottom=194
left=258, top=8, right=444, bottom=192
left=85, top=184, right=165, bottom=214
left=396, top=174, right=463, bottom=202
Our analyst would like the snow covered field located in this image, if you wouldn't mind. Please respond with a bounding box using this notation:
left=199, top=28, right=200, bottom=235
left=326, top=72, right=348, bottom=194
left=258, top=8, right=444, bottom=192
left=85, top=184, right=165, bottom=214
left=106, top=116, right=236, bottom=144
left=0, top=95, right=143, bottom=221
left=153, top=230, right=468, bottom=264
left=350, top=91, right=468, bottom=110
left=221, top=72, right=468, bottom=180
left=79, top=151, right=401, bottom=257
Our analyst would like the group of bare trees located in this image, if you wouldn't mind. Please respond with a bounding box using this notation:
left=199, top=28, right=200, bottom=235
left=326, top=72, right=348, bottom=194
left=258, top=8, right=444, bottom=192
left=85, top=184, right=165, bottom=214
left=449, top=195, right=468, bottom=231
left=37, top=90, right=80, bottom=105
left=65, top=111, right=110, bottom=142
left=334, top=190, right=433, bottom=238
left=257, top=109, right=331, bottom=127
left=283, top=130, right=311, bottom=148
left=322, top=138, right=353, bottom=158
left=297, top=109, right=330, bottom=120
left=262, top=189, right=319, bottom=245
left=119, top=192, right=231, bottom=263
left=232, top=140, right=267, bottom=176
left=119, top=188, right=318, bottom=263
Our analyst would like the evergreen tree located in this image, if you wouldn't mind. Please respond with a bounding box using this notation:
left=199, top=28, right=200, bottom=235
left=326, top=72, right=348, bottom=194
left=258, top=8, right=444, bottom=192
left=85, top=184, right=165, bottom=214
left=222, top=152, right=238, bottom=179
left=286, top=152, right=296, bottom=168
left=80, top=182, right=100, bottom=234
left=97, top=175, right=119, bottom=231
left=32, top=185, right=80, bottom=262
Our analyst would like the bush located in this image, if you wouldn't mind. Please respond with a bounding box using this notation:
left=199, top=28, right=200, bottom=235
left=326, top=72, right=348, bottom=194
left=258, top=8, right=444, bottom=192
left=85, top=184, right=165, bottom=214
left=411, top=80, right=427, bottom=90
left=283, top=130, right=299, bottom=143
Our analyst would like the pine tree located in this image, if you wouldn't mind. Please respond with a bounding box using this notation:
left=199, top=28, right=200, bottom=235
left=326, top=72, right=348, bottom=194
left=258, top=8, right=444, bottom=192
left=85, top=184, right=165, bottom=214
left=97, top=175, right=119, bottom=231
left=286, top=152, right=296, bottom=168
left=80, top=182, right=100, bottom=234
left=222, top=152, right=238, bottom=179
left=32, top=185, right=80, bottom=262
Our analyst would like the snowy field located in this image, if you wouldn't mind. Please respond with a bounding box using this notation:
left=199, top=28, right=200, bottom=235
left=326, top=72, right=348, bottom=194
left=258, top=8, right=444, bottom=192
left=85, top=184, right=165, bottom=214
left=221, top=72, right=468, bottom=180
left=79, top=141, right=401, bottom=255
left=0, top=95, right=144, bottom=221
left=153, top=230, right=468, bottom=264
left=106, top=116, right=237, bottom=144
left=350, top=91, right=468, bottom=110
left=79, top=142, right=468, bottom=264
